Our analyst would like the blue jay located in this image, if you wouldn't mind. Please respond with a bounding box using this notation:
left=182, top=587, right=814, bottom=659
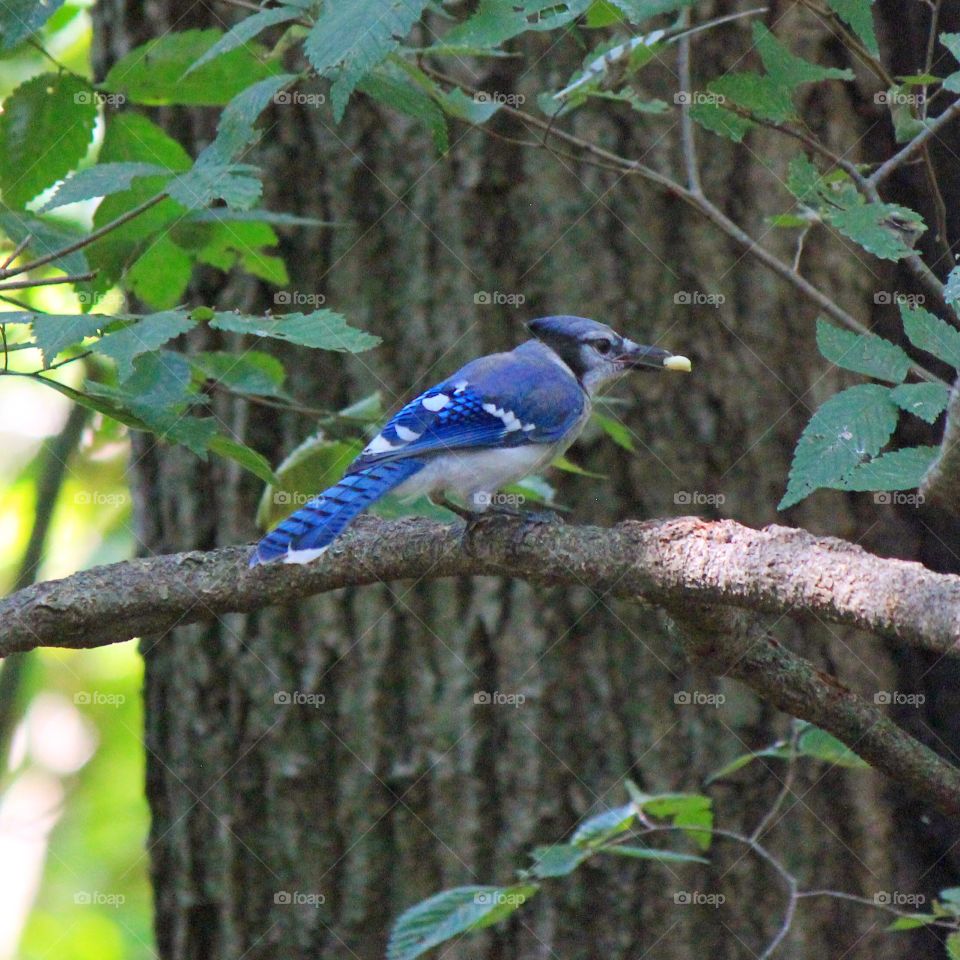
left=250, top=316, right=690, bottom=566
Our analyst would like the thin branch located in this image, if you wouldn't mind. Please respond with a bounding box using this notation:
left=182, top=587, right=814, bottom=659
left=0, top=271, right=96, bottom=292
left=750, top=721, right=800, bottom=842
left=0, top=233, right=32, bottom=272
left=676, top=8, right=702, bottom=196
left=0, top=193, right=167, bottom=282
left=869, top=98, right=960, bottom=186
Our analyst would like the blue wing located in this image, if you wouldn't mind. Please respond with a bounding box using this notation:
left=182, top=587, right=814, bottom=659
left=348, top=343, right=586, bottom=474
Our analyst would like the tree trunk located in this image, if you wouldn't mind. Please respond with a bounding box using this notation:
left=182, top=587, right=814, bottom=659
left=91, top=1, right=959, bottom=957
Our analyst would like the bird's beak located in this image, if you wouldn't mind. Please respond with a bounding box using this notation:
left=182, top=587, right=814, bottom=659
left=619, top=340, right=692, bottom=373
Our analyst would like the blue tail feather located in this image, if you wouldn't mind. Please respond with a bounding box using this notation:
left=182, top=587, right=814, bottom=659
left=249, top=457, right=426, bottom=566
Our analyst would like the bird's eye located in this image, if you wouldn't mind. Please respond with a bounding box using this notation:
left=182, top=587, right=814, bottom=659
left=593, top=339, right=613, bottom=355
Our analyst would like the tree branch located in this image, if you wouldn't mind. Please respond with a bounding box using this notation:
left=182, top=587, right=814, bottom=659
left=4, top=514, right=960, bottom=810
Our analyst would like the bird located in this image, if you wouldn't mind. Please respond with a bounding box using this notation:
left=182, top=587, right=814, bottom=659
left=249, top=315, right=691, bottom=566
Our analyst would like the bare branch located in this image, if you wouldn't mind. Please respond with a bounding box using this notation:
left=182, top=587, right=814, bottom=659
left=921, top=378, right=960, bottom=513
left=869, top=98, right=960, bottom=186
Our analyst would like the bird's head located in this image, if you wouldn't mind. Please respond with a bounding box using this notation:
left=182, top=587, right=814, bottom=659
left=527, top=315, right=691, bottom=394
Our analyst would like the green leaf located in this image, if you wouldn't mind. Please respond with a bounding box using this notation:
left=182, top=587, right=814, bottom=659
left=198, top=74, right=296, bottom=166
left=210, top=309, right=380, bottom=352
left=709, top=71, right=795, bottom=123
left=191, top=350, right=290, bottom=398
left=168, top=163, right=263, bottom=211
left=640, top=793, right=713, bottom=850
left=600, top=845, right=709, bottom=865
left=593, top=411, right=635, bottom=452
left=359, top=68, right=448, bottom=153
left=689, top=101, right=755, bottom=142
left=570, top=804, right=636, bottom=847
left=901, top=304, right=960, bottom=368
left=183, top=7, right=303, bottom=76
left=531, top=844, right=591, bottom=878
left=826, top=202, right=926, bottom=261
left=30, top=313, right=108, bottom=367
left=947, top=930, right=960, bottom=959
left=388, top=884, right=538, bottom=960
left=779, top=384, right=899, bottom=508
left=0, top=74, right=96, bottom=209
left=841, top=445, right=940, bottom=490
left=786, top=153, right=823, bottom=204
left=185, top=208, right=335, bottom=228
left=827, top=0, right=878, bottom=56
left=435, top=87, right=502, bottom=124
left=209, top=434, right=278, bottom=484
left=94, top=310, right=200, bottom=380
left=256, top=435, right=362, bottom=529
left=602, top=0, right=694, bottom=22
left=0, top=208, right=89, bottom=276
left=126, top=234, right=193, bottom=309
left=552, top=454, right=606, bottom=478
left=887, top=914, right=936, bottom=931
left=940, top=888, right=960, bottom=914
left=102, top=28, right=280, bottom=106
left=439, top=0, right=591, bottom=53
left=39, top=162, right=173, bottom=212
left=304, top=0, right=433, bottom=120
left=796, top=724, right=869, bottom=767
left=753, top=23, right=853, bottom=86
left=815, top=319, right=912, bottom=382
left=890, top=383, right=950, bottom=423
left=1, top=0, right=66, bottom=49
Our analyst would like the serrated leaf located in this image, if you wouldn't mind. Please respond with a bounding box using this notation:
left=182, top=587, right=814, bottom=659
left=209, top=434, right=278, bottom=484
left=0, top=209, right=89, bottom=276
left=753, top=23, right=853, bottom=86
left=779, top=384, right=899, bottom=508
left=198, top=74, right=295, bottom=166
left=815, top=318, right=911, bottom=382
left=842, top=445, right=940, bottom=490
left=39, top=162, right=173, bottom=213
left=102, top=28, right=280, bottom=106
left=901, top=304, right=960, bottom=368
left=359, top=68, right=448, bottom=153
left=191, top=350, right=290, bottom=398
left=826, top=201, right=925, bottom=261
left=127, top=234, right=193, bottom=309
left=786, top=153, right=823, bottom=204
left=304, top=0, right=433, bottom=120
left=593, top=411, right=635, bottom=452
left=689, top=101, right=755, bottom=142
left=0, top=73, right=96, bottom=209
left=709, top=71, right=795, bottom=123
left=1, top=0, right=66, bottom=49
left=570, top=804, right=636, bottom=847
left=890, top=383, right=950, bottom=423
left=183, top=7, right=303, bottom=76
left=600, top=845, right=709, bottom=864
left=641, top=794, right=713, bottom=851
left=827, top=0, right=878, bottom=56
left=441, top=0, right=591, bottom=52
left=531, top=844, right=591, bottom=877
left=388, top=884, right=537, bottom=960
left=93, top=310, right=199, bottom=380
left=30, top=313, right=108, bottom=367
left=210, top=309, right=380, bottom=352
left=168, top=163, right=262, bottom=211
